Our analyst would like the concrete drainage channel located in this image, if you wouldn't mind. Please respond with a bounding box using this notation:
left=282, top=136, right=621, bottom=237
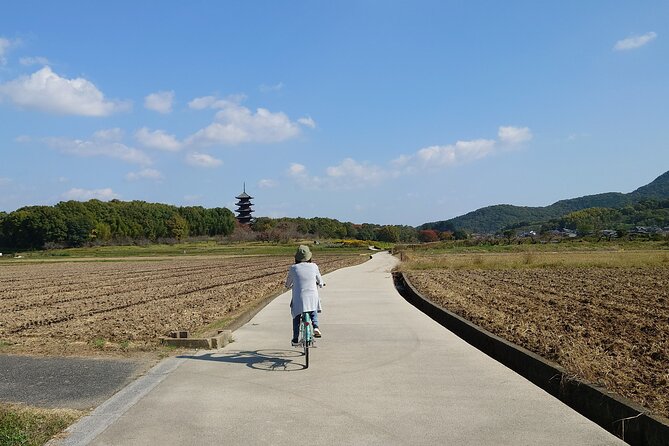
left=392, top=271, right=669, bottom=446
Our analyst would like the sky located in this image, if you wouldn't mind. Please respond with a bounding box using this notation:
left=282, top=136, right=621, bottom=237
left=0, top=1, right=667, bottom=226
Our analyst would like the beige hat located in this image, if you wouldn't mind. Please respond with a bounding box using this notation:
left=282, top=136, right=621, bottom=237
left=295, top=245, right=312, bottom=262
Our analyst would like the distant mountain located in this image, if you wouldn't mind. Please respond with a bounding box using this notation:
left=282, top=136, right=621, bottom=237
left=420, top=170, right=669, bottom=234
left=629, top=170, right=669, bottom=199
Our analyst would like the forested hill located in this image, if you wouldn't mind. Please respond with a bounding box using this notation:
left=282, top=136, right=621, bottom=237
left=420, top=170, right=669, bottom=234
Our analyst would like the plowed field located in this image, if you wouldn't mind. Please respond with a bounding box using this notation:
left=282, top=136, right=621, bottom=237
left=0, top=254, right=365, bottom=355
left=405, top=267, right=669, bottom=419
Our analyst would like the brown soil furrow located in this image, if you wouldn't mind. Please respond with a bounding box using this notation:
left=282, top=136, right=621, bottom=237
left=0, top=260, right=274, bottom=296
left=0, top=259, right=295, bottom=308
left=2, top=261, right=289, bottom=311
left=0, top=255, right=362, bottom=341
left=405, top=266, right=669, bottom=420
left=1, top=256, right=356, bottom=337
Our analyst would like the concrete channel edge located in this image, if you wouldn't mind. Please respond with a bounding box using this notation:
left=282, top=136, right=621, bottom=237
left=392, top=271, right=669, bottom=446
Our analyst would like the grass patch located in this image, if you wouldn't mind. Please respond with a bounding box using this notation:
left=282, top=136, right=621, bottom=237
left=90, top=338, right=106, bottom=350
left=157, top=345, right=178, bottom=359
left=399, top=249, right=669, bottom=271
left=396, top=239, right=669, bottom=256
left=194, top=317, right=235, bottom=338
left=0, top=404, right=83, bottom=446
left=3, top=241, right=377, bottom=262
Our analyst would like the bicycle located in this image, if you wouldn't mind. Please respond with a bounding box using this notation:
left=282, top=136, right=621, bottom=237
left=298, top=312, right=315, bottom=368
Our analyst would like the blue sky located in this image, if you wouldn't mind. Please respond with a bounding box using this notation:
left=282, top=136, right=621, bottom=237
left=1, top=1, right=667, bottom=226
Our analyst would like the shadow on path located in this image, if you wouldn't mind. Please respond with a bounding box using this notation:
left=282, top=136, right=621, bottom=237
left=179, top=349, right=307, bottom=372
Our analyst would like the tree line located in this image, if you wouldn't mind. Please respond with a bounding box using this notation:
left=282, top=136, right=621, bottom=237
left=0, top=199, right=478, bottom=251
left=249, top=216, right=422, bottom=243
left=0, top=200, right=237, bottom=249
left=541, top=198, right=669, bottom=235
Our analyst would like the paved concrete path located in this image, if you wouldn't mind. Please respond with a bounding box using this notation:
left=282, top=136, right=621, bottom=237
left=58, top=252, right=625, bottom=445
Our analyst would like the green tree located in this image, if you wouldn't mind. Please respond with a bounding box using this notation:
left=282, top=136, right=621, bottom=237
left=91, top=222, right=112, bottom=242
left=166, top=214, right=190, bottom=240
left=377, top=225, right=400, bottom=243
left=355, top=224, right=376, bottom=241
left=453, top=229, right=469, bottom=240
left=252, top=217, right=276, bottom=232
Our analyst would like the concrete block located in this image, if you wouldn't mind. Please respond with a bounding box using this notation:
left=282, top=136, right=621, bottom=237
left=160, top=337, right=211, bottom=349
left=211, top=330, right=232, bottom=349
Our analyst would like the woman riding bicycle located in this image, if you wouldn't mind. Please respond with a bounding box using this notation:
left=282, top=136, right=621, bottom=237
left=285, top=245, right=325, bottom=346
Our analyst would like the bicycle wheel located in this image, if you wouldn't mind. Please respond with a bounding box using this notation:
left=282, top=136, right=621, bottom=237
left=303, top=312, right=311, bottom=368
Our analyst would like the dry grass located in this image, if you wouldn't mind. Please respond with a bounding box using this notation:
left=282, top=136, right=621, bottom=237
left=400, top=250, right=669, bottom=420
left=398, top=249, right=669, bottom=271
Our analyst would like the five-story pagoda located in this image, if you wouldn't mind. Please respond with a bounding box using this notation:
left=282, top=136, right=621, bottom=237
left=235, top=184, right=254, bottom=224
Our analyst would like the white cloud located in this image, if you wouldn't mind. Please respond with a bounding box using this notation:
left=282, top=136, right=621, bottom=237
left=185, top=96, right=305, bottom=146
left=0, top=38, right=9, bottom=60
left=19, top=56, right=50, bottom=66
left=62, top=188, right=120, bottom=201
left=289, top=126, right=530, bottom=190
left=298, top=116, right=317, bottom=128
left=286, top=163, right=317, bottom=189
left=125, top=168, right=164, bottom=181
left=188, top=94, right=246, bottom=110
left=498, top=126, right=532, bottom=145
left=415, top=139, right=496, bottom=167
left=0, top=37, right=19, bottom=65
left=186, top=152, right=222, bottom=168
left=144, top=90, right=174, bottom=114
left=93, top=128, right=124, bottom=141
left=259, top=82, right=284, bottom=92
left=0, top=66, right=131, bottom=116
left=14, top=135, right=32, bottom=143
left=288, top=159, right=389, bottom=190
left=566, top=132, right=589, bottom=142
left=188, top=96, right=215, bottom=110
left=288, top=163, right=306, bottom=176
left=395, top=125, right=531, bottom=172
left=325, top=158, right=387, bottom=184
left=258, top=179, right=278, bottom=188
left=614, top=32, right=657, bottom=51
left=135, top=127, right=182, bottom=151
left=0, top=177, right=12, bottom=186
left=42, top=130, right=151, bottom=165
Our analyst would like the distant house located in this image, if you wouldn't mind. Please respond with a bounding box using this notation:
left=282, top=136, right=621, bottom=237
left=550, top=229, right=577, bottom=238
left=630, top=226, right=661, bottom=235
left=629, top=226, right=665, bottom=238
left=600, top=229, right=618, bottom=240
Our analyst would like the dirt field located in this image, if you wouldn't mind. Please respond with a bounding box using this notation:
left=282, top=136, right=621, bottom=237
left=0, top=254, right=365, bottom=355
left=404, top=266, right=669, bottom=420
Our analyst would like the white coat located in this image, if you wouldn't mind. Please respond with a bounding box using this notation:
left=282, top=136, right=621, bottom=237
left=285, top=262, right=325, bottom=319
